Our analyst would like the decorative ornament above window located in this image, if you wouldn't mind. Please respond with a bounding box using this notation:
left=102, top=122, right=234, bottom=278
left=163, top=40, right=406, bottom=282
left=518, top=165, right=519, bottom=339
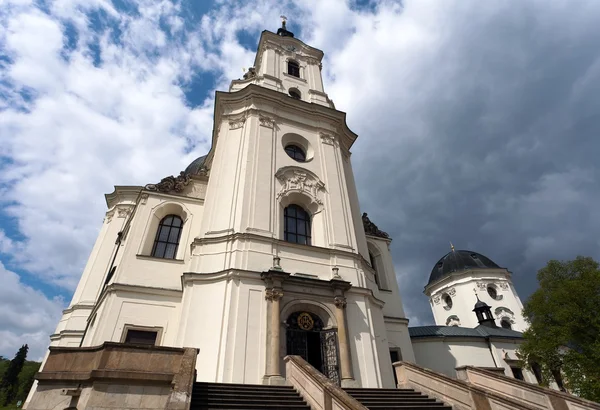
left=275, top=167, right=326, bottom=209
left=145, top=172, right=191, bottom=194
left=362, top=213, right=389, bottom=239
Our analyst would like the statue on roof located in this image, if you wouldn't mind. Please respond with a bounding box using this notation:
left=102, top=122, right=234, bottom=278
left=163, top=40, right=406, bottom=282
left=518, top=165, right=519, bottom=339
left=362, top=212, right=389, bottom=239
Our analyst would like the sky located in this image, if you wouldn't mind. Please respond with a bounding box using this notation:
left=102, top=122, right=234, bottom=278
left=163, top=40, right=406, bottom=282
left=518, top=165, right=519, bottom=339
left=1, top=0, right=600, bottom=361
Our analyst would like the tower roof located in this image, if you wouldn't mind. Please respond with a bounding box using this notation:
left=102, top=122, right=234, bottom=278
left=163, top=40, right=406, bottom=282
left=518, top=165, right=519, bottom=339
left=428, top=250, right=501, bottom=287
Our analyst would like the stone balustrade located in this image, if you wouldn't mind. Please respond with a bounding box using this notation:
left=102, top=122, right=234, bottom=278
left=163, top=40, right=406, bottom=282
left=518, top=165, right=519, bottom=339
left=285, top=355, right=367, bottom=410
left=394, top=361, right=537, bottom=410
left=27, top=342, right=197, bottom=410
left=456, top=366, right=600, bottom=410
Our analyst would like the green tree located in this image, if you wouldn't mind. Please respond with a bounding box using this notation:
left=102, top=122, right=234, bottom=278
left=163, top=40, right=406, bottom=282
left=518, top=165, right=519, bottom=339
left=15, top=361, right=41, bottom=404
left=0, top=345, right=28, bottom=405
left=520, top=256, right=600, bottom=401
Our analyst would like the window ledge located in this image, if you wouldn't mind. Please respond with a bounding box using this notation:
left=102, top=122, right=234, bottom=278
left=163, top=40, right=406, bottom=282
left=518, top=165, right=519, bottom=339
left=136, top=254, right=185, bottom=264
left=283, top=73, right=307, bottom=83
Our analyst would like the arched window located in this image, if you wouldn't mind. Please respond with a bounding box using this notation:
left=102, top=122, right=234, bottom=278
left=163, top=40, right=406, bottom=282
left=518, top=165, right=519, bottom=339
left=289, top=88, right=301, bottom=100
left=288, top=60, right=300, bottom=77
left=284, top=205, right=311, bottom=245
left=500, top=318, right=512, bottom=330
left=369, top=252, right=380, bottom=287
left=151, top=215, right=183, bottom=259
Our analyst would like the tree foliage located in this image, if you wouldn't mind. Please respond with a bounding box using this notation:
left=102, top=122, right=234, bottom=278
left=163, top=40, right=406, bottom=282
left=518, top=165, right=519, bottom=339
left=0, top=345, right=40, bottom=406
left=520, top=256, right=600, bottom=402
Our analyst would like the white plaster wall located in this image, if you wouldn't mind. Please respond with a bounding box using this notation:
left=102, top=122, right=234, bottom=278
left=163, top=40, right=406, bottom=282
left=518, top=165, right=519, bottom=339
left=492, top=340, right=539, bottom=384
left=85, top=290, right=181, bottom=347
left=412, top=339, right=497, bottom=378
left=428, top=270, right=529, bottom=331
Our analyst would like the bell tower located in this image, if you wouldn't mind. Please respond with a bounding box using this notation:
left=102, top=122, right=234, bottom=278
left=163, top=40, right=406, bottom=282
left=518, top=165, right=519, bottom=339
left=37, top=21, right=415, bottom=392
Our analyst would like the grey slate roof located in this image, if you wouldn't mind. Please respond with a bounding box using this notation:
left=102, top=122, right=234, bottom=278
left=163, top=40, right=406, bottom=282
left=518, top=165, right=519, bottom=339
left=184, top=155, right=208, bottom=176
left=428, top=250, right=501, bottom=287
left=409, top=325, right=523, bottom=340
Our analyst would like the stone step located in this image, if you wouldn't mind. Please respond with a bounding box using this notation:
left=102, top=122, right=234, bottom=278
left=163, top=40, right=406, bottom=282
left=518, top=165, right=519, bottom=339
left=193, top=391, right=303, bottom=399
left=191, top=382, right=309, bottom=410
left=195, top=383, right=294, bottom=390
left=345, top=388, right=417, bottom=393
left=357, top=398, right=438, bottom=404
left=192, top=404, right=310, bottom=409
left=347, top=392, right=427, bottom=397
left=192, top=397, right=306, bottom=404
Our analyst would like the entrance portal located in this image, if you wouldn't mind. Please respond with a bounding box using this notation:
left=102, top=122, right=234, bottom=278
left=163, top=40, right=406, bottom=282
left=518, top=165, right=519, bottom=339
left=286, top=311, right=340, bottom=384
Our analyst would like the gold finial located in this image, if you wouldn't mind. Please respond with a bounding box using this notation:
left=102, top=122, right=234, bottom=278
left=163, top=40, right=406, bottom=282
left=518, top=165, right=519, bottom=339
left=450, top=242, right=455, bottom=252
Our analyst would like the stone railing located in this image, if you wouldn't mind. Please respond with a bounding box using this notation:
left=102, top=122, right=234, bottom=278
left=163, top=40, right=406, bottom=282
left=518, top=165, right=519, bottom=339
left=27, top=342, right=197, bottom=410
left=394, top=361, right=538, bottom=410
left=285, top=355, right=368, bottom=410
left=456, top=366, right=600, bottom=410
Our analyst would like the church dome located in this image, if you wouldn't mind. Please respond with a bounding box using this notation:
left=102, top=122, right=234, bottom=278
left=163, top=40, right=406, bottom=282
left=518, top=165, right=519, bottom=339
left=184, top=155, right=208, bottom=176
left=428, top=250, right=500, bottom=286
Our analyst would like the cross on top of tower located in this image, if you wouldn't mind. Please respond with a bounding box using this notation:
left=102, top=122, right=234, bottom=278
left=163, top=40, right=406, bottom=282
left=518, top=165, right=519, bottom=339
left=277, top=15, right=294, bottom=37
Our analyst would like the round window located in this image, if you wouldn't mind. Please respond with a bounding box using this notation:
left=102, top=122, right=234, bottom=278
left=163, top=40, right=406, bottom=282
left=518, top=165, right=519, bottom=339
left=487, top=286, right=498, bottom=300
left=500, top=319, right=512, bottom=330
left=285, top=144, right=306, bottom=162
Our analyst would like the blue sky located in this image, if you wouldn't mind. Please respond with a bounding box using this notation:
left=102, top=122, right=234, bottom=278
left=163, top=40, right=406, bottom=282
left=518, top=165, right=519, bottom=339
left=2, top=0, right=600, bottom=360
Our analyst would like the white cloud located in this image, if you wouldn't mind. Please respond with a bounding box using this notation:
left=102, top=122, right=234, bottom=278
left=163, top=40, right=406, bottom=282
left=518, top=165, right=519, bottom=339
left=0, top=262, right=64, bottom=360
left=1, top=0, right=600, bottom=351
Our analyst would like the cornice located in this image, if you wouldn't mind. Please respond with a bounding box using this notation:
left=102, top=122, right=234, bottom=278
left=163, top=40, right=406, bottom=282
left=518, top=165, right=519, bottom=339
left=210, top=84, right=357, bottom=154
left=105, top=185, right=143, bottom=208
left=424, top=268, right=512, bottom=296
left=62, top=303, right=95, bottom=315
left=383, top=316, right=410, bottom=326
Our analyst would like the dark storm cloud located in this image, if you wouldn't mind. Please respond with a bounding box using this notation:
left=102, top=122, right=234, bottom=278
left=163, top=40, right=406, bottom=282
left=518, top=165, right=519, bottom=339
left=327, top=1, right=600, bottom=324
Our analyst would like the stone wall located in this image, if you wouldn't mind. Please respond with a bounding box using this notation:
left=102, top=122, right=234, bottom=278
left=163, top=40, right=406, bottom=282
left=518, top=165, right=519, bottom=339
left=26, top=342, right=197, bottom=410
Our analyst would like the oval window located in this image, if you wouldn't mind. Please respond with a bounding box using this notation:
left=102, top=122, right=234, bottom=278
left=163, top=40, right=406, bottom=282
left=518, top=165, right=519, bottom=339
left=285, top=144, right=306, bottom=162
left=487, top=286, right=498, bottom=300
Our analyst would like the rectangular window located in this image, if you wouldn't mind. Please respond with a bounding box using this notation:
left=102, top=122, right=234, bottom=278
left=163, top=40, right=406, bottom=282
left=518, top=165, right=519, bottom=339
left=124, top=329, right=158, bottom=346
left=511, top=366, right=524, bottom=380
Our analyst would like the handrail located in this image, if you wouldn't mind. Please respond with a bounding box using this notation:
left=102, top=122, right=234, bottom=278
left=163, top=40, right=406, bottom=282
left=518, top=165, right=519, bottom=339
left=394, top=360, right=538, bottom=410
left=458, top=366, right=600, bottom=410
left=284, top=355, right=368, bottom=410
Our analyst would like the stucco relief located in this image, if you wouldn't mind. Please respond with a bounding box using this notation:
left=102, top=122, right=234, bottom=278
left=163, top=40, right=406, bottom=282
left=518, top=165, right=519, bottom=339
left=259, top=115, right=275, bottom=128
left=275, top=167, right=326, bottom=210
left=476, top=282, right=487, bottom=291
left=498, top=282, right=509, bottom=290
left=117, top=206, right=133, bottom=218
left=228, top=116, right=246, bottom=130
left=320, top=132, right=337, bottom=146
left=494, top=307, right=516, bottom=323
left=105, top=209, right=116, bottom=223
left=432, top=295, right=441, bottom=305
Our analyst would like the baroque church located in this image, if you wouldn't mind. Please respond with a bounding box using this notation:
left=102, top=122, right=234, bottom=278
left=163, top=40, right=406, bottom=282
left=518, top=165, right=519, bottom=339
left=25, top=20, right=587, bottom=410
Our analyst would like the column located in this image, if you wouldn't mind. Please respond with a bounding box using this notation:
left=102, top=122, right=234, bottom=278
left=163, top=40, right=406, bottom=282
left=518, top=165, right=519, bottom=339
left=334, top=295, right=355, bottom=386
left=265, top=287, right=284, bottom=379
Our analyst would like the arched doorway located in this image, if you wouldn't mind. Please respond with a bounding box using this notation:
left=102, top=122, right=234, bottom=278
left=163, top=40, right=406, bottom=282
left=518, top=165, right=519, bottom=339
left=286, top=311, right=340, bottom=384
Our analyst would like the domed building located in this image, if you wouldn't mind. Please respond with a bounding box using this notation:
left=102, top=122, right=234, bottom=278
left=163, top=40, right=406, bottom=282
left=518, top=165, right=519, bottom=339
left=408, top=248, right=540, bottom=384
left=425, top=248, right=527, bottom=331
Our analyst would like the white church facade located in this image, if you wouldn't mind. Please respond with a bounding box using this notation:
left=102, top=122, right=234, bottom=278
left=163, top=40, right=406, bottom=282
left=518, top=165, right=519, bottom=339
left=48, top=23, right=414, bottom=389
left=35, top=22, right=552, bottom=404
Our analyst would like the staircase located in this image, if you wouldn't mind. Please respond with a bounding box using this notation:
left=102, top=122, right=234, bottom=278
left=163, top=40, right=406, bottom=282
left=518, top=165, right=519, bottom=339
left=344, top=387, right=452, bottom=410
left=191, top=382, right=311, bottom=409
